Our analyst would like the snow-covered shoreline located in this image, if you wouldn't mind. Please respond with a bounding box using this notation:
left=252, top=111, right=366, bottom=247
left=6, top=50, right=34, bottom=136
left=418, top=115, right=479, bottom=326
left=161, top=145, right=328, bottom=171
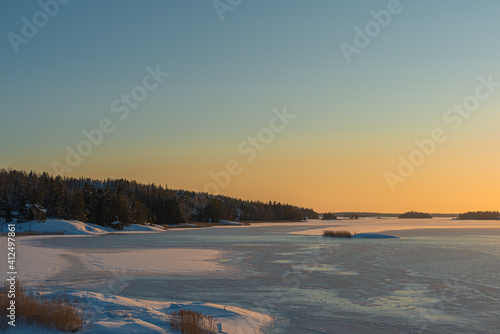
left=1, top=219, right=273, bottom=333
left=0, top=219, right=167, bottom=236
left=0, top=219, right=250, bottom=236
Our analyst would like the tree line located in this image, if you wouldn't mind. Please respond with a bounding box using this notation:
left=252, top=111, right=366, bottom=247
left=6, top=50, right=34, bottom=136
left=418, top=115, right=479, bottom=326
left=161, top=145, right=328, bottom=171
left=0, top=169, right=318, bottom=226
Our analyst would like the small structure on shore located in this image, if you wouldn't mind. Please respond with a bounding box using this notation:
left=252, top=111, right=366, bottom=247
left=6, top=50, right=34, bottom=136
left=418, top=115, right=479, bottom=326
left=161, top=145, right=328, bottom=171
left=26, top=204, right=47, bottom=222
left=111, top=221, right=125, bottom=230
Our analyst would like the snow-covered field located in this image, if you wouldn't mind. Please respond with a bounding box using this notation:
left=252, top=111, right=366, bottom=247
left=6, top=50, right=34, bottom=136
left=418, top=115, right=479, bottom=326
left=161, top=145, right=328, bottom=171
left=11, top=238, right=226, bottom=285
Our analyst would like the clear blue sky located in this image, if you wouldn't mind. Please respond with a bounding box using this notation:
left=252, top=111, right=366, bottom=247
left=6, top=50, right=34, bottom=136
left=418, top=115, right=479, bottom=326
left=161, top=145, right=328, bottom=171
left=2, top=0, right=500, bottom=212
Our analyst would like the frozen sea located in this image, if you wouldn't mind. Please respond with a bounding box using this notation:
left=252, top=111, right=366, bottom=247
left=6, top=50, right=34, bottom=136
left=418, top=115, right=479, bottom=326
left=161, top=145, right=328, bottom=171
left=27, top=219, right=500, bottom=333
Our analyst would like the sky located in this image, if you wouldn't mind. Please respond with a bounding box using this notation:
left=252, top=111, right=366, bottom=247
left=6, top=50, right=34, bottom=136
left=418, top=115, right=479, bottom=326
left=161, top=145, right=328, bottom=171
left=1, top=0, right=500, bottom=213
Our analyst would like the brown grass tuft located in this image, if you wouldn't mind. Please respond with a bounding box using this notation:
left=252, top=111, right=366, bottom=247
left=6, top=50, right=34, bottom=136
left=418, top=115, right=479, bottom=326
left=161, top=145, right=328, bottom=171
left=323, top=230, right=353, bottom=238
left=0, top=281, right=82, bottom=332
left=169, top=309, right=218, bottom=334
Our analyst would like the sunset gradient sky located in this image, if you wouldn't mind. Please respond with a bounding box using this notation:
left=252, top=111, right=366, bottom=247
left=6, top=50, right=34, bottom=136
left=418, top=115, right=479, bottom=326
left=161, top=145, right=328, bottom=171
left=1, top=0, right=500, bottom=213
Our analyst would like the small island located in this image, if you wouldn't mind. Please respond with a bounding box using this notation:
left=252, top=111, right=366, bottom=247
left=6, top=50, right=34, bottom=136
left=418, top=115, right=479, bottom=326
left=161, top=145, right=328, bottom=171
left=322, top=230, right=399, bottom=239
left=457, top=211, right=500, bottom=220
left=322, top=212, right=338, bottom=220
left=398, top=211, right=432, bottom=219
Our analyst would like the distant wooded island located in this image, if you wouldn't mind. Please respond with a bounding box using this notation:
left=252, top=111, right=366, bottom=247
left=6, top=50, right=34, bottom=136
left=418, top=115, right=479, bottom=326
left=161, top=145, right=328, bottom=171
left=399, top=211, right=433, bottom=219
left=457, top=211, right=500, bottom=220
left=322, top=212, right=337, bottom=220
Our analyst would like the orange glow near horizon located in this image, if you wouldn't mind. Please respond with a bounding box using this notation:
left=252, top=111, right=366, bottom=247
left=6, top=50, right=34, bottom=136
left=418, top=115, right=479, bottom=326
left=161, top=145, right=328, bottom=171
left=4, top=102, right=500, bottom=215
left=7, top=126, right=499, bottom=214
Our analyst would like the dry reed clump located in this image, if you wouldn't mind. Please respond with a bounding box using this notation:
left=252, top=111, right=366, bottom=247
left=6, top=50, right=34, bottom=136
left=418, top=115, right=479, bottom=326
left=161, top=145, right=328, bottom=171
left=169, top=309, right=218, bottom=334
left=323, top=230, right=353, bottom=238
left=0, top=281, right=82, bottom=332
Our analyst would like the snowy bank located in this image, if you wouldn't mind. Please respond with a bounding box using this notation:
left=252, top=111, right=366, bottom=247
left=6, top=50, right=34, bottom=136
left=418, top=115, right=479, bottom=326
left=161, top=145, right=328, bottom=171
left=351, top=233, right=399, bottom=239
left=220, top=220, right=245, bottom=225
left=0, top=220, right=109, bottom=235
left=6, top=291, right=273, bottom=334
left=122, top=224, right=166, bottom=232
left=0, top=220, right=165, bottom=235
